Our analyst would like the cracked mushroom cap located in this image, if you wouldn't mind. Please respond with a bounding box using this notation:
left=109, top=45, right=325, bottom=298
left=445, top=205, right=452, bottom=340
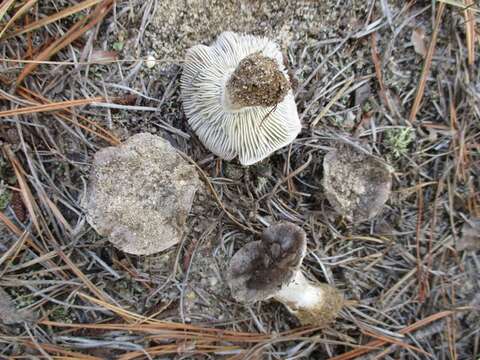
left=227, top=222, right=307, bottom=303
left=323, top=142, right=392, bottom=222
left=181, top=31, right=301, bottom=166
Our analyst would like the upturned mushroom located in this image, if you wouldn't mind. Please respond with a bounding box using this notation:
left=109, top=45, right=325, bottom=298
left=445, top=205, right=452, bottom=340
left=181, top=31, right=301, bottom=166
left=323, top=141, right=392, bottom=222
left=227, top=222, right=343, bottom=326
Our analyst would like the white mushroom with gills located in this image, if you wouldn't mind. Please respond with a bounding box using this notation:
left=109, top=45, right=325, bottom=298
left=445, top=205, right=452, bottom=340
left=181, top=32, right=301, bottom=166
left=227, top=222, right=343, bottom=326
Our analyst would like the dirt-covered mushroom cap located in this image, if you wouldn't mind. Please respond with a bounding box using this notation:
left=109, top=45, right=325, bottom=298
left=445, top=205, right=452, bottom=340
left=227, top=222, right=306, bottom=303
left=323, top=142, right=392, bottom=222
left=85, top=133, right=200, bottom=255
left=181, top=31, right=301, bottom=166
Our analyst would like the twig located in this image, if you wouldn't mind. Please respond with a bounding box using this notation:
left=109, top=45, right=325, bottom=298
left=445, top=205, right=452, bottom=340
left=408, top=3, right=446, bottom=123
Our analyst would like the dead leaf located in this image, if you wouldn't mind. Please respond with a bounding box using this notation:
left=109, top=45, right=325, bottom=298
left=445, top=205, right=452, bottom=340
left=411, top=27, right=427, bottom=58
left=458, top=218, right=480, bottom=251
left=0, top=287, right=35, bottom=324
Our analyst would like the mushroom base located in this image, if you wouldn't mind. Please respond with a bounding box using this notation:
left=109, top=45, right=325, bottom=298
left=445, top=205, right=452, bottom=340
left=225, top=52, right=290, bottom=109
left=273, top=271, right=343, bottom=326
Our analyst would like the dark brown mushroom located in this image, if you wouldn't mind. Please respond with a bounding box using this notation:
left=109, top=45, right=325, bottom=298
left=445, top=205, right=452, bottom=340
left=227, top=222, right=343, bottom=326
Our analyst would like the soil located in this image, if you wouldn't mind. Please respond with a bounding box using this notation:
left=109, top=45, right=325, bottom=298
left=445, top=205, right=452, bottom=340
left=226, top=52, right=290, bottom=108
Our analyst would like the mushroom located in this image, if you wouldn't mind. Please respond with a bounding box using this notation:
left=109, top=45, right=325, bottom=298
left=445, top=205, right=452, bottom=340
left=85, top=133, right=200, bottom=255
left=323, top=141, right=392, bottom=222
left=227, top=222, right=343, bottom=326
left=181, top=31, right=301, bottom=166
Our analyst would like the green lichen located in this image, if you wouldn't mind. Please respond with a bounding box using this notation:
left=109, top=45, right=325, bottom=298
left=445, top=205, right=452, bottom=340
left=385, top=127, right=414, bottom=159
left=0, top=191, right=11, bottom=210
left=50, top=306, right=76, bottom=324
left=0, top=183, right=11, bottom=210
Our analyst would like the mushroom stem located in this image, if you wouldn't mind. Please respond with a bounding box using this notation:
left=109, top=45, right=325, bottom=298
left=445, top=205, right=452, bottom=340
left=273, top=271, right=343, bottom=326
left=224, top=52, right=290, bottom=111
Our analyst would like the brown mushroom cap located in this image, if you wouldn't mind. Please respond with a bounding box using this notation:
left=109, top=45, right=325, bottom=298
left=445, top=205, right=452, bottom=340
left=227, top=222, right=306, bottom=303
left=323, top=142, right=392, bottom=222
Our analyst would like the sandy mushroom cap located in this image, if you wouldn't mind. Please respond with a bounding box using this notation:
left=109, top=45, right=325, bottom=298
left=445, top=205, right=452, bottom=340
left=85, top=133, right=200, bottom=255
left=323, top=142, right=392, bottom=222
left=227, top=222, right=307, bottom=303
left=181, top=31, right=301, bottom=166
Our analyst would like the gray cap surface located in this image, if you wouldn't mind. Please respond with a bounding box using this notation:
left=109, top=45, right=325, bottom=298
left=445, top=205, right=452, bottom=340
left=85, top=133, right=200, bottom=255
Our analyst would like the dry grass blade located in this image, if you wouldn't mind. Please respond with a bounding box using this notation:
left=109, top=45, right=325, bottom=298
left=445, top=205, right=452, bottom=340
left=408, top=3, right=446, bottom=123
left=117, top=344, right=242, bottom=360
left=415, top=186, right=427, bottom=302
left=0, top=230, right=28, bottom=270
left=370, top=33, right=392, bottom=114
left=0, top=97, right=106, bottom=117
left=330, top=310, right=456, bottom=360
left=40, top=319, right=321, bottom=345
left=22, top=340, right=103, bottom=360
left=0, top=0, right=16, bottom=24
left=16, top=0, right=114, bottom=85
left=71, top=293, right=263, bottom=336
left=177, top=150, right=259, bottom=234
left=0, top=74, right=119, bottom=144
left=56, top=251, right=116, bottom=306
left=41, top=195, right=73, bottom=234
left=464, top=0, right=476, bottom=66
left=6, top=79, right=120, bottom=144
left=3, top=0, right=103, bottom=39
left=78, top=292, right=155, bottom=324
left=0, top=201, right=70, bottom=279
left=42, top=319, right=244, bottom=339
left=3, top=145, right=41, bottom=234
left=311, top=77, right=354, bottom=127
left=0, top=211, right=44, bottom=259
left=0, top=0, right=37, bottom=39
left=438, top=0, right=480, bottom=12
left=42, top=294, right=323, bottom=343
left=362, top=329, right=431, bottom=356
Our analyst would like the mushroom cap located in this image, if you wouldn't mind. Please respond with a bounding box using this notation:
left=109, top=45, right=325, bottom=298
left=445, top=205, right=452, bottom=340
left=323, top=142, right=392, bottom=222
left=227, top=222, right=307, bottom=303
left=181, top=31, right=301, bottom=166
left=85, top=133, right=200, bottom=255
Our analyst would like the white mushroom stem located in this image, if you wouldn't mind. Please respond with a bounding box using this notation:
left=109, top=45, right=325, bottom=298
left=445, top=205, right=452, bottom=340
left=274, top=271, right=324, bottom=308
left=273, top=270, right=343, bottom=326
